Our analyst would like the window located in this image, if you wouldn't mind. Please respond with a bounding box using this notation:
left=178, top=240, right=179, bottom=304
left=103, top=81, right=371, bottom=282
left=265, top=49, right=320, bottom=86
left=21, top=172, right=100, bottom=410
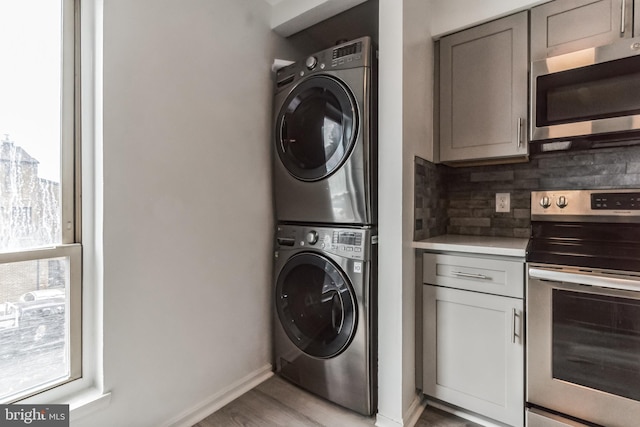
left=0, top=0, right=81, bottom=403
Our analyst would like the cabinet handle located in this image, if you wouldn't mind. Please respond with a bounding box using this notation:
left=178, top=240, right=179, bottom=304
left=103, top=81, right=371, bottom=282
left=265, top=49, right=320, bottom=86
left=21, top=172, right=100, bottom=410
left=512, top=308, right=521, bottom=344
left=621, top=0, right=626, bottom=35
left=517, top=117, right=524, bottom=148
left=451, top=271, right=490, bottom=280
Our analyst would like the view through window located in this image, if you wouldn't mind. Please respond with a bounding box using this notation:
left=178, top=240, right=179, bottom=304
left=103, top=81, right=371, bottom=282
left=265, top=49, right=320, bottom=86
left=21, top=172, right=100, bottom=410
left=0, top=0, right=81, bottom=402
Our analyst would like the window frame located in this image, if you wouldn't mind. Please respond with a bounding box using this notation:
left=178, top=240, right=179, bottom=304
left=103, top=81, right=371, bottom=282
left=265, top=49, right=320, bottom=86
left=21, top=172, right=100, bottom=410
left=0, top=0, right=82, bottom=403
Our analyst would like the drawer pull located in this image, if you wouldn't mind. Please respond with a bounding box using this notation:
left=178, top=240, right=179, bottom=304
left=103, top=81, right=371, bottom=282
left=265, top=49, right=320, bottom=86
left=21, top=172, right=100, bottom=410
left=451, top=271, right=491, bottom=280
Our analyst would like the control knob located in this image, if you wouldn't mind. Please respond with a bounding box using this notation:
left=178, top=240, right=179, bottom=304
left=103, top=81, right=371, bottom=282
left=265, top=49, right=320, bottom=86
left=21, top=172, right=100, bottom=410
left=305, top=56, right=318, bottom=70
left=556, top=195, right=568, bottom=208
left=540, top=196, right=551, bottom=209
left=306, top=230, right=319, bottom=245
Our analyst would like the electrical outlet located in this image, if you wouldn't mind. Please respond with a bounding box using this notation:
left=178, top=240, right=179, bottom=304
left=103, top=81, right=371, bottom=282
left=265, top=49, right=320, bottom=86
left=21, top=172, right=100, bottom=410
left=496, top=193, right=510, bottom=212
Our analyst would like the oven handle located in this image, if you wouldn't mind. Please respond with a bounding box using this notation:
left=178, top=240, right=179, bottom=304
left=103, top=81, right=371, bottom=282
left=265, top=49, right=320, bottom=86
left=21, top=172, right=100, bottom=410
left=529, top=267, right=640, bottom=292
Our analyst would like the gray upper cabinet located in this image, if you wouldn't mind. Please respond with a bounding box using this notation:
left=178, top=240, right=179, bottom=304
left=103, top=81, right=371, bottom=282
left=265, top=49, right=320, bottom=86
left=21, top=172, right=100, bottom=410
left=439, top=12, right=528, bottom=165
left=531, top=0, right=634, bottom=61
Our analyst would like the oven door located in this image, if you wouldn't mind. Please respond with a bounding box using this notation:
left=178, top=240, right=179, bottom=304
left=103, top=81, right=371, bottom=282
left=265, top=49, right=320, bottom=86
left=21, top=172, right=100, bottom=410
left=527, top=265, right=640, bottom=427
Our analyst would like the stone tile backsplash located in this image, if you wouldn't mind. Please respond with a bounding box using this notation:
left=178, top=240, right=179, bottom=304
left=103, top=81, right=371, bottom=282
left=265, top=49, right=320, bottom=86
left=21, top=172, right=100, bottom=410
left=414, top=157, right=447, bottom=241
left=414, top=145, right=640, bottom=240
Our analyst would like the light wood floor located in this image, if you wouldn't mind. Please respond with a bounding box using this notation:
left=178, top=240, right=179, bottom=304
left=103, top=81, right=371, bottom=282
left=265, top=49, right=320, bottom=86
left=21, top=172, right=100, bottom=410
left=194, top=375, right=481, bottom=427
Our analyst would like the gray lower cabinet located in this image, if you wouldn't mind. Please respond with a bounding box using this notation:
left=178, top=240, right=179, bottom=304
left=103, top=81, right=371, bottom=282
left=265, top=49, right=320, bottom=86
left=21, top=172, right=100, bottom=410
left=438, top=11, right=528, bottom=164
left=422, top=253, right=524, bottom=427
left=530, top=0, right=634, bottom=61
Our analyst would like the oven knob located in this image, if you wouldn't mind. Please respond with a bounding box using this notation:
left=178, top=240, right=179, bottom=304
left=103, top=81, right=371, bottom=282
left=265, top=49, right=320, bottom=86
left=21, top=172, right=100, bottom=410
left=305, top=56, right=318, bottom=70
left=306, top=230, right=319, bottom=245
left=556, top=196, right=568, bottom=208
left=540, top=196, right=551, bottom=209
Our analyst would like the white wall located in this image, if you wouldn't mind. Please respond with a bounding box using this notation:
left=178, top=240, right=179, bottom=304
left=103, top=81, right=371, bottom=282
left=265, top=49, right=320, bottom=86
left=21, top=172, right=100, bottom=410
left=74, top=1, right=287, bottom=425
left=377, top=1, right=432, bottom=425
left=401, top=0, right=432, bottom=420
left=377, top=0, right=405, bottom=424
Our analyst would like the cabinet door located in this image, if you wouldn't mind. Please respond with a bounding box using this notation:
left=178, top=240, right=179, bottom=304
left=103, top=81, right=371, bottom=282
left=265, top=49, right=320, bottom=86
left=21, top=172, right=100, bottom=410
left=531, top=0, right=633, bottom=61
left=439, top=12, right=528, bottom=164
left=635, top=0, right=640, bottom=36
left=423, top=286, right=524, bottom=427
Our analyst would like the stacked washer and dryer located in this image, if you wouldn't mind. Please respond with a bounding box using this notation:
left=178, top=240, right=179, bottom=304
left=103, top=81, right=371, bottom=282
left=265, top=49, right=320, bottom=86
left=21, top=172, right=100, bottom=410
left=271, top=37, right=378, bottom=416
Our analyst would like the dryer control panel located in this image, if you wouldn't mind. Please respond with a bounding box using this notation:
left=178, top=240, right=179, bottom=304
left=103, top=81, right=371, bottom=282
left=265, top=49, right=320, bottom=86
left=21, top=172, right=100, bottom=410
left=275, top=224, right=375, bottom=261
left=274, top=36, right=375, bottom=93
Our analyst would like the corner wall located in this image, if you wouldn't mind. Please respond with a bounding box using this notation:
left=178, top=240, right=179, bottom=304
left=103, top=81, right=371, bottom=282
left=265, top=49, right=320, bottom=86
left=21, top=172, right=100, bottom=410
left=377, top=0, right=433, bottom=425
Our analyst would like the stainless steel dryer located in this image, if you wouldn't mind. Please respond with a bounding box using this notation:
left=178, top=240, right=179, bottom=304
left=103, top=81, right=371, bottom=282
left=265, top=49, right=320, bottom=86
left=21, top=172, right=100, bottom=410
left=272, top=223, right=377, bottom=415
left=272, top=37, right=377, bottom=225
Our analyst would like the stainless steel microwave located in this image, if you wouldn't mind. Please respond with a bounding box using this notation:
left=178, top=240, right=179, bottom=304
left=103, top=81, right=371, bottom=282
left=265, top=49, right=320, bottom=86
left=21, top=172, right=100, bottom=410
left=531, top=36, right=640, bottom=144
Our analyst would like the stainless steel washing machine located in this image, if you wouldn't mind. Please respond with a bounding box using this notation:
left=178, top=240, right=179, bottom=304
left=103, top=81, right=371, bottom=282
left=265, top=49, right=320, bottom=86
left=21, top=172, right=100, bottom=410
left=272, top=223, right=377, bottom=415
left=272, top=37, right=377, bottom=225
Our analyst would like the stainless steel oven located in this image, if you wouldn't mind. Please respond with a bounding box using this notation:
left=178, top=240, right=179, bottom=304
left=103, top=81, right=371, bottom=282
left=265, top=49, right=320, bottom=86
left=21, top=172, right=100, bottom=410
left=527, top=189, right=640, bottom=427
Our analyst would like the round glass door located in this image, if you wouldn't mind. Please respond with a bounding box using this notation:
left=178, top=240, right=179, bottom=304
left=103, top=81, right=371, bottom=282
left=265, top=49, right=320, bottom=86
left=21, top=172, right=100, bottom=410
left=275, top=252, right=357, bottom=358
left=275, top=75, right=357, bottom=181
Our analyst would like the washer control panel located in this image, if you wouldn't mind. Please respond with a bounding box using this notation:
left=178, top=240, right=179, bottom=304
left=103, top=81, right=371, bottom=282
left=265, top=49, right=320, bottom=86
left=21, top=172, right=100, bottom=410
left=275, top=224, right=374, bottom=260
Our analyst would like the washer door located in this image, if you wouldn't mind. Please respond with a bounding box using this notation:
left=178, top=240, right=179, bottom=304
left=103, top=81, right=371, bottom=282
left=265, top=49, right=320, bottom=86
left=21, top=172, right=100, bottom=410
left=275, top=75, right=358, bottom=182
left=275, top=252, right=357, bottom=358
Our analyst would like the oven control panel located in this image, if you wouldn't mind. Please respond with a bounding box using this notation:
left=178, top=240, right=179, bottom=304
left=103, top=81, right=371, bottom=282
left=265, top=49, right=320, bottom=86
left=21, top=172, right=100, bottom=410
left=592, top=192, right=640, bottom=210
left=532, top=189, right=640, bottom=221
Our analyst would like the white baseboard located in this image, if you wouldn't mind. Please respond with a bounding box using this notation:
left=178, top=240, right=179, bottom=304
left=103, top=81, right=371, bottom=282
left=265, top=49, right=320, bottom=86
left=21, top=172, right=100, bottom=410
left=376, top=412, right=403, bottom=427
left=403, top=395, right=427, bottom=427
left=164, top=364, right=273, bottom=427
left=375, top=394, right=426, bottom=427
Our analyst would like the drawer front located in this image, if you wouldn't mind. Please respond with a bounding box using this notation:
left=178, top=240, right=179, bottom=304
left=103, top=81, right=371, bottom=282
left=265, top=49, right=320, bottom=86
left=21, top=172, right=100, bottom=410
left=423, top=253, right=524, bottom=298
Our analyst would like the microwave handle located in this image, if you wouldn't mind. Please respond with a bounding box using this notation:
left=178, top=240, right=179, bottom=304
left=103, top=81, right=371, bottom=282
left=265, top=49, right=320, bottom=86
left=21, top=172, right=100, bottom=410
left=517, top=117, right=524, bottom=148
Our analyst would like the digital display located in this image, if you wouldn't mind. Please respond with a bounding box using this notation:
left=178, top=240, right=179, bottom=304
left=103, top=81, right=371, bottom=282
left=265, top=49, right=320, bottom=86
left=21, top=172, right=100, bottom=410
left=332, top=42, right=362, bottom=60
left=592, top=192, right=640, bottom=210
left=333, top=231, right=362, bottom=246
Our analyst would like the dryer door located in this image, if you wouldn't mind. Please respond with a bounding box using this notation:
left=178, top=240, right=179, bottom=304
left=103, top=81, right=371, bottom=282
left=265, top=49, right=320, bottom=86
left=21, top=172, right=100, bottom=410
left=275, top=252, right=357, bottom=358
left=275, top=75, right=358, bottom=182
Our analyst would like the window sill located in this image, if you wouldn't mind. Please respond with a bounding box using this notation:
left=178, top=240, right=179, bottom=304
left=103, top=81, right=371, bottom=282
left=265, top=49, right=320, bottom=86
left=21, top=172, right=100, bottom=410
left=68, top=388, right=111, bottom=423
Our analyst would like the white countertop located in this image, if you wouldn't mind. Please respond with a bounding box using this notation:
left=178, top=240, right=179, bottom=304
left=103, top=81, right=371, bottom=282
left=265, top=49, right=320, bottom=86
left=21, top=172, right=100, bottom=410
left=412, top=234, right=528, bottom=257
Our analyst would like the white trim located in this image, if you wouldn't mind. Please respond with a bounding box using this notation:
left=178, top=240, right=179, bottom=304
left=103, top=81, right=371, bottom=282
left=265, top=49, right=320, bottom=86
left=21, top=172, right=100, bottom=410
left=162, top=365, right=274, bottom=427
left=376, top=395, right=426, bottom=427
left=69, top=388, right=112, bottom=422
left=403, top=395, right=427, bottom=427
left=376, top=412, right=403, bottom=427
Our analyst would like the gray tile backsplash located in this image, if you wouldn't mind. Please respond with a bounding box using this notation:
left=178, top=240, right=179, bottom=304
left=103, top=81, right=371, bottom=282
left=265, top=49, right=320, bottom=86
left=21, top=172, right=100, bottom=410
left=414, top=145, right=640, bottom=239
left=414, top=157, right=447, bottom=241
